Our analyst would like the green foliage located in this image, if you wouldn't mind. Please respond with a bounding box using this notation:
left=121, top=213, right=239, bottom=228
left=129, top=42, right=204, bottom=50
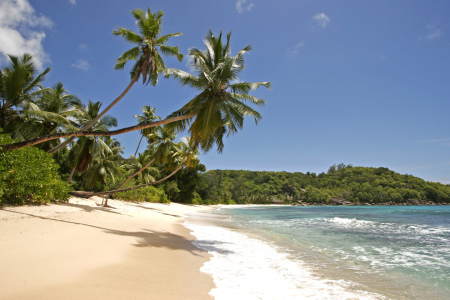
left=0, top=132, right=70, bottom=205
left=165, top=31, right=270, bottom=153
left=198, top=165, right=450, bottom=205
left=115, top=180, right=169, bottom=203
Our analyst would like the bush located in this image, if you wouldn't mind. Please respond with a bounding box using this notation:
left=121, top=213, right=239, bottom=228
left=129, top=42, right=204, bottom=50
left=115, top=185, right=169, bottom=203
left=0, top=133, right=71, bottom=205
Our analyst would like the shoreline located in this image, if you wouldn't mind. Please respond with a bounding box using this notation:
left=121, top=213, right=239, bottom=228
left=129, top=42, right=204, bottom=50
left=0, top=197, right=215, bottom=300
left=186, top=204, right=450, bottom=299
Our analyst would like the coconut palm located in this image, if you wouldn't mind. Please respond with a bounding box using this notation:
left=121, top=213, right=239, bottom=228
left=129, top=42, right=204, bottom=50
left=164, top=30, right=271, bottom=153
left=121, top=152, right=157, bottom=186
left=115, top=125, right=176, bottom=190
left=90, top=138, right=195, bottom=197
left=22, top=82, right=82, bottom=151
left=173, top=136, right=200, bottom=171
left=48, top=7, right=183, bottom=154
left=67, top=101, right=118, bottom=183
left=84, top=136, right=124, bottom=191
left=0, top=53, right=50, bottom=134
left=133, top=105, right=161, bottom=156
left=1, top=31, right=270, bottom=153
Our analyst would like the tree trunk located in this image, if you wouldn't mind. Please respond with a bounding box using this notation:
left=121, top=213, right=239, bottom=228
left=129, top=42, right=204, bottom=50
left=134, top=134, right=144, bottom=157
left=48, top=76, right=139, bottom=154
left=67, top=165, right=76, bottom=183
left=1, top=113, right=194, bottom=152
left=90, top=164, right=184, bottom=197
left=117, top=157, right=156, bottom=190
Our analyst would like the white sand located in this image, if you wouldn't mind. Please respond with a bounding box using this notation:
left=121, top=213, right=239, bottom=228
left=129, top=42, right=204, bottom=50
left=0, top=197, right=215, bottom=299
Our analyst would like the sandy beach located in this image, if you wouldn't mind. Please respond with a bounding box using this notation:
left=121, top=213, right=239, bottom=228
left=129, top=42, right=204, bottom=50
left=0, top=197, right=215, bottom=300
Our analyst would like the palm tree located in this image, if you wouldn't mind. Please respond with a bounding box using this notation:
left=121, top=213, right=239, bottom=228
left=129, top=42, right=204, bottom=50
left=0, top=53, right=50, bottom=133
left=84, top=136, right=124, bottom=191
left=133, top=105, right=161, bottom=156
left=90, top=133, right=198, bottom=197
left=121, top=152, right=156, bottom=186
left=48, top=7, right=183, bottom=154
left=1, top=31, right=270, bottom=153
left=164, top=30, right=271, bottom=153
left=115, top=125, right=176, bottom=190
left=22, top=82, right=82, bottom=151
left=67, top=101, right=118, bottom=183
left=173, top=136, right=200, bottom=172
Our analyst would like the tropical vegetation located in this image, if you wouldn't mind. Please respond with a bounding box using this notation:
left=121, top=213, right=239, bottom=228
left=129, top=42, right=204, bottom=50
left=196, top=165, right=450, bottom=205
left=1, top=7, right=444, bottom=208
left=0, top=7, right=269, bottom=206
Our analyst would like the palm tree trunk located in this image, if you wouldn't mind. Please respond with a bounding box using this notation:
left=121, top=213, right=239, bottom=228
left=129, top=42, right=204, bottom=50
left=1, top=113, right=194, bottom=152
left=67, top=165, right=76, bottom=183
left=134, top=134, right=144, bottom=157
left=48, top=76, right=139, bottom=154
left=117, top=157, right=156, bottom=190
left=91, top=164, right=184, bottom=197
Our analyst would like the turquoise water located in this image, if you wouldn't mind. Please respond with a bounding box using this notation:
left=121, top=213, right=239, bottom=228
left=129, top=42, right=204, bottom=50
left=187, top=205, right=450, bottom=299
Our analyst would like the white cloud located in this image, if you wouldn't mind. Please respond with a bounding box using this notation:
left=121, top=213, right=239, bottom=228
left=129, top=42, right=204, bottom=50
left=286, top=41, right=305, bottom=56
left=0, top=0, right=52, bottom=70
left=312, top=13, right=330, bottom=28
left=68, top=0, right=76, bottom=5
left=236, top=0, right=254, bottom=14
left=71, top=58, right=91, bottom=71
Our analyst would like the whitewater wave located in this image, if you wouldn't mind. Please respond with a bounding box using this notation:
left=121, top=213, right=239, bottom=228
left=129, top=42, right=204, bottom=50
left=186, top=222, right=385, bottom=300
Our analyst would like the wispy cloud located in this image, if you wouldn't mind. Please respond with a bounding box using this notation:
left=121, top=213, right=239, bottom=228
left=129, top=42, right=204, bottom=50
left=78, top=44, right=89, bottom=51
left=0, top=0, right=52, bottom=70
left=418, top=24, right=447, bottom=42
left=426, top=24, right=444, bottom=40
left=71, top=58, right=91, bottom=71
left=312, top=13, right=330, bottom=28
left=418, top=137, right=450, bottom=144
left=286, top=41, right=305, bottom=56
left=236, top=0, right=254, bottom=14
left=416, top=137, right=450, bottom=148
left=68, top=0, right=76, bottom=5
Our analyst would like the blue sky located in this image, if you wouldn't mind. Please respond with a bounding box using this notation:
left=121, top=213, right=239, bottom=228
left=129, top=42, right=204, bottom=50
left=1, top=0, right=449, bottom=183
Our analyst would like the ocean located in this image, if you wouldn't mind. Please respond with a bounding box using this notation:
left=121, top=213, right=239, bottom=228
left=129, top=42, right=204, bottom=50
left=185, top=205, right=450, bottom=300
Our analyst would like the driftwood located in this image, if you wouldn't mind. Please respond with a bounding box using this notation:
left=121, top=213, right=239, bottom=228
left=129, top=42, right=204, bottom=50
left=68, top=191, right=94, bottom=198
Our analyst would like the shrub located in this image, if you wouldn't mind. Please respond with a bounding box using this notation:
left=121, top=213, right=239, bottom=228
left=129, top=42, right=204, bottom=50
left=0, top=133, right=71, bottom=205
left=115, top=185, right=170, bottom=203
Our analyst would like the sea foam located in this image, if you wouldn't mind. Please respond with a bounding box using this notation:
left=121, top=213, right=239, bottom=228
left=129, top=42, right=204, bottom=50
left=186, top=222, right=385, bottom=300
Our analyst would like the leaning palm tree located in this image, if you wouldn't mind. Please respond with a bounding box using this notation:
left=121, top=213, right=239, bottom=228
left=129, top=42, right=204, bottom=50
left=0, top=53, right=50, bottom=133
left=1, top=31, right=270, bottom=153
left=133, top=105, right=161, bottom=156
left=67, top=101, right=118, bottom=183
left=48, top=7, right=183, bottom=154
left=164, top=30, right=271, bottom=153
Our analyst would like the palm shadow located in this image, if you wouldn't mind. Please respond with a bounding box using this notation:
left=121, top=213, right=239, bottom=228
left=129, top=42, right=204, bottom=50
left=1, top=208, right=233, bottom=256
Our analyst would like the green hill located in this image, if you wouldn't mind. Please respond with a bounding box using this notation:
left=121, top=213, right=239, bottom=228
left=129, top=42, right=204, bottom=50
left=197, top=164, right=450, bottom=205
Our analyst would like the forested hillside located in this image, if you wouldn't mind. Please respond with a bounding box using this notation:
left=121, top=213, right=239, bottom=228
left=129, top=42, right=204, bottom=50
left=196, top=164, right=450, bottom=205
